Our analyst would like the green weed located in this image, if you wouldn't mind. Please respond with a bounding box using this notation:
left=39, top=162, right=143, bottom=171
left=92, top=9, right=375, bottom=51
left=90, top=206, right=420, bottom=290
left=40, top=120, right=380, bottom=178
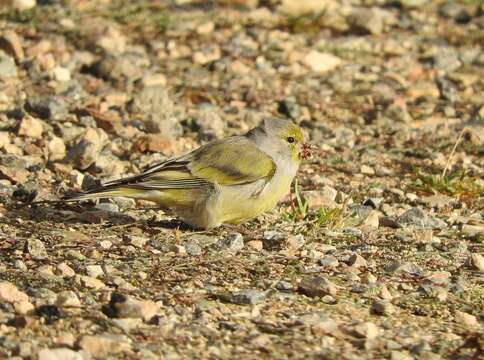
left=407, top=168, right=483, bottom=197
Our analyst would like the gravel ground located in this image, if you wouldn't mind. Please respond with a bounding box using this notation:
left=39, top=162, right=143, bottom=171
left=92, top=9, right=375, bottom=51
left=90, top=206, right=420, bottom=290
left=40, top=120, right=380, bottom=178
left=0, top=0, right=483, bottom=359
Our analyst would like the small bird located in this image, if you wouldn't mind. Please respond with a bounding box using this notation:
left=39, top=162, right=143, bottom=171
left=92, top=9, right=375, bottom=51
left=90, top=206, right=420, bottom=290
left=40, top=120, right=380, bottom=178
left=64, top=118, right=309, bottom=229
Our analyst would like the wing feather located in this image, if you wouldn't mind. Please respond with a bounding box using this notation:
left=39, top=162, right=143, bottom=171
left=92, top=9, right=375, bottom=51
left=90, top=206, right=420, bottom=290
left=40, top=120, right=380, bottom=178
left=80, top=136, right=275, bottom=193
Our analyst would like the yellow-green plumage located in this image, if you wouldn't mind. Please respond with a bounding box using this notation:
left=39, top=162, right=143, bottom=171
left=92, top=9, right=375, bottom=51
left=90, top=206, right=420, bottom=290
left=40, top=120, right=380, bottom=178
left=64, top=118, right=305, bottom=229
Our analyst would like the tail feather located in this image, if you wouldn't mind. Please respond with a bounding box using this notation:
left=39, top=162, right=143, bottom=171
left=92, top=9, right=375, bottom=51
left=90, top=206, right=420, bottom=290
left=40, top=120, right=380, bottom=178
left=62, top=185, right=139, bottom=202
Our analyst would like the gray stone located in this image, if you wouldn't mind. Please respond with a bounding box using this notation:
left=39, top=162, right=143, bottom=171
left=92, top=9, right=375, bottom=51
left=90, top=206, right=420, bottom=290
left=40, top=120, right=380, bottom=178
left=221, top=233, right=244, bottom=253
left=396, top=208, right=447, bottom=229
left=275, top=280, right=293, bottom=291
left=0, top=53, right=17, bottom=78
left=26, top=96, right=68, bottom=121
left=185, top=242, right=202, bottom=256
left=385, top=262, right=423, bottom=276
left=318, top=255, right=339, bottom=267
left=299, top=276, right=337, bottom=297
left=225, top=289, right=268, bottom=305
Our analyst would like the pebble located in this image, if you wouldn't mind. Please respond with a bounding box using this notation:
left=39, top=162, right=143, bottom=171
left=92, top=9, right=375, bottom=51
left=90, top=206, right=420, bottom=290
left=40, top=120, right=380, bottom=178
left=454, top=310, right=478, bottom=328
left=385, top=262, right=423, bottom=276
left=353, top=321, right=380, bottom=339
left=275, top=280, right=293, bottom=291
left=18, top=116, right=44, bottom=139
left=396, top=207, right=447, bottom=229
left=0, top=53, right=17, bottom=78
left=37, top=348, right=83, bottom=360
left=0, top=30, right=24, bottom=61
left=47, top=136, right=66, bottom=161
left=299, top=275, right=338, bottom=297
left=185, top=242, right=202, bottom=256
left=24, top=238, right=48, bottom=259
left=318, top=255, right=339, bottom=267
left=107, top=293, right=159, bottom=321
left=124, top=234, right=149, bottom=248
left=222, top=289, right=268, bottom=305
left=52, top=66, right=71, bottom=82
left=371, top=300, right=395, bottom=316
left=347, top=253, right=367, bottom=268
left=348, top=7, right=384, bottom=35
left=79, top=275, right=106, bottom=289
left=221, top=233, right=244, bottom=253
left=56, top=262, right=76, bottom=277
left=78, top=334, right=132, bottom=358
left=193, top=107, right=225, bottom=139
left=26, top=96, right=68, bottom=121
left=86, top=265, right=104, bottom=278
left=302, top=51, right=342, bottom=73
left=466, top=253, right=484, bottom=272
left=56, top=291, right=81, bottom=307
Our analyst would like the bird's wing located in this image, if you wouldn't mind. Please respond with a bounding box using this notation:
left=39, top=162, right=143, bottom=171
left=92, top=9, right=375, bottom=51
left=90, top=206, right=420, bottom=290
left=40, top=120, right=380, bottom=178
left=100, top=136, right=276, bottom=191
left=187, top=136, right=276, bottom=185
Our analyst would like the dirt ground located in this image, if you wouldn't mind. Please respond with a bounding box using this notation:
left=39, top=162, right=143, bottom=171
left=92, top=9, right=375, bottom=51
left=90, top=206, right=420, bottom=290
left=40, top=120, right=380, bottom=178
left=0, top=1, right=483, bottom=359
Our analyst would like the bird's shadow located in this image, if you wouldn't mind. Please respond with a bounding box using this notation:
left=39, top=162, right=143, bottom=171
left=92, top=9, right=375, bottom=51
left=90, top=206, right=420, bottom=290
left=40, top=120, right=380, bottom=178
left=0, top=197, right=203, bottom=232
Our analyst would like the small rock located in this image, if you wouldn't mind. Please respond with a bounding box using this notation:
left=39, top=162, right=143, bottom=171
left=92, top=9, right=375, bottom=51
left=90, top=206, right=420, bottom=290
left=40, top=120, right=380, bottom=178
left=462, top=224, right=484, bottom=237
left=185, top=242, right=202, bottom=256
left=348, top=7, right=384, bottom=35
left=18, top=116, right=44, bottom=139
left=360, top=165, right=375, bottom=175
left=86, top=265, right=104, bottom=278
left=107, top=293, right=159, bottom=321
left=275, top=280, right=293, bottom=291
left=26, top=96, right=68, bottom=121
left=124, top=235, right=149, bottom=248
left=47, top=136, right=66, bottom=161
left=52, top=66, right=71, bottom=82
left=302, top=51, right=342, bottom=73
left=299, top=275, right=337, bottom=297
left=466, top=253, right=484, bottom=272
left=13, top=0, right=36, bottom=10
left=56, top=291, right=81, bottom=307
left=371, top=300, right=395, bottom=316
left=454, top=310, right=478, bottom=328
left=220, top=289, right=267, bottom=305
left=396, top=207, right=447, bottom=229
left=318, top=255, right=339, bottom=267
left=192, top=45, right=221, bottom=65
left=24, top=238, right=48, bottom=259
left=361, top=210, right=380, bottom=229
left=193, top=106, right=225, bottom=139
left=14, top=301, right=35, bottom=315
left=0, top=30, right=25, bottom=61
left=385, top=262, right=423, bottom=276
left=347, top=253, right=367, bottom=268
left=80, top=276, right=105, bottom=290
left=78, top=334, right=132, bottom=358
left=65, top=128, right=108, bottom=170
left=304, top=187, right=338, bottom=209
left=221, top=233, right=244, bottom=253
left=95, top=202, right=119, bottom=213
left=196, top=21, right=215, bottom=35
left=286, top=234, right=305, bottom=251
left=0, top=53, right=17, bottom=78
left=353, top=322, right=379, bottom=339
left=439, top=1, right=471, bottom=23
left=37, top=348, right=83, bottom=360
left=56, top=262, right=76, bottom=277
left=247, top=240, right=263, bottom=251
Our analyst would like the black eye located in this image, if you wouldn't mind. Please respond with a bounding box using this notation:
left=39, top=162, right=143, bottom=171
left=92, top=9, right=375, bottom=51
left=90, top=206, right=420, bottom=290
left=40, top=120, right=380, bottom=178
left=286, top=136, right=295, bottom=143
